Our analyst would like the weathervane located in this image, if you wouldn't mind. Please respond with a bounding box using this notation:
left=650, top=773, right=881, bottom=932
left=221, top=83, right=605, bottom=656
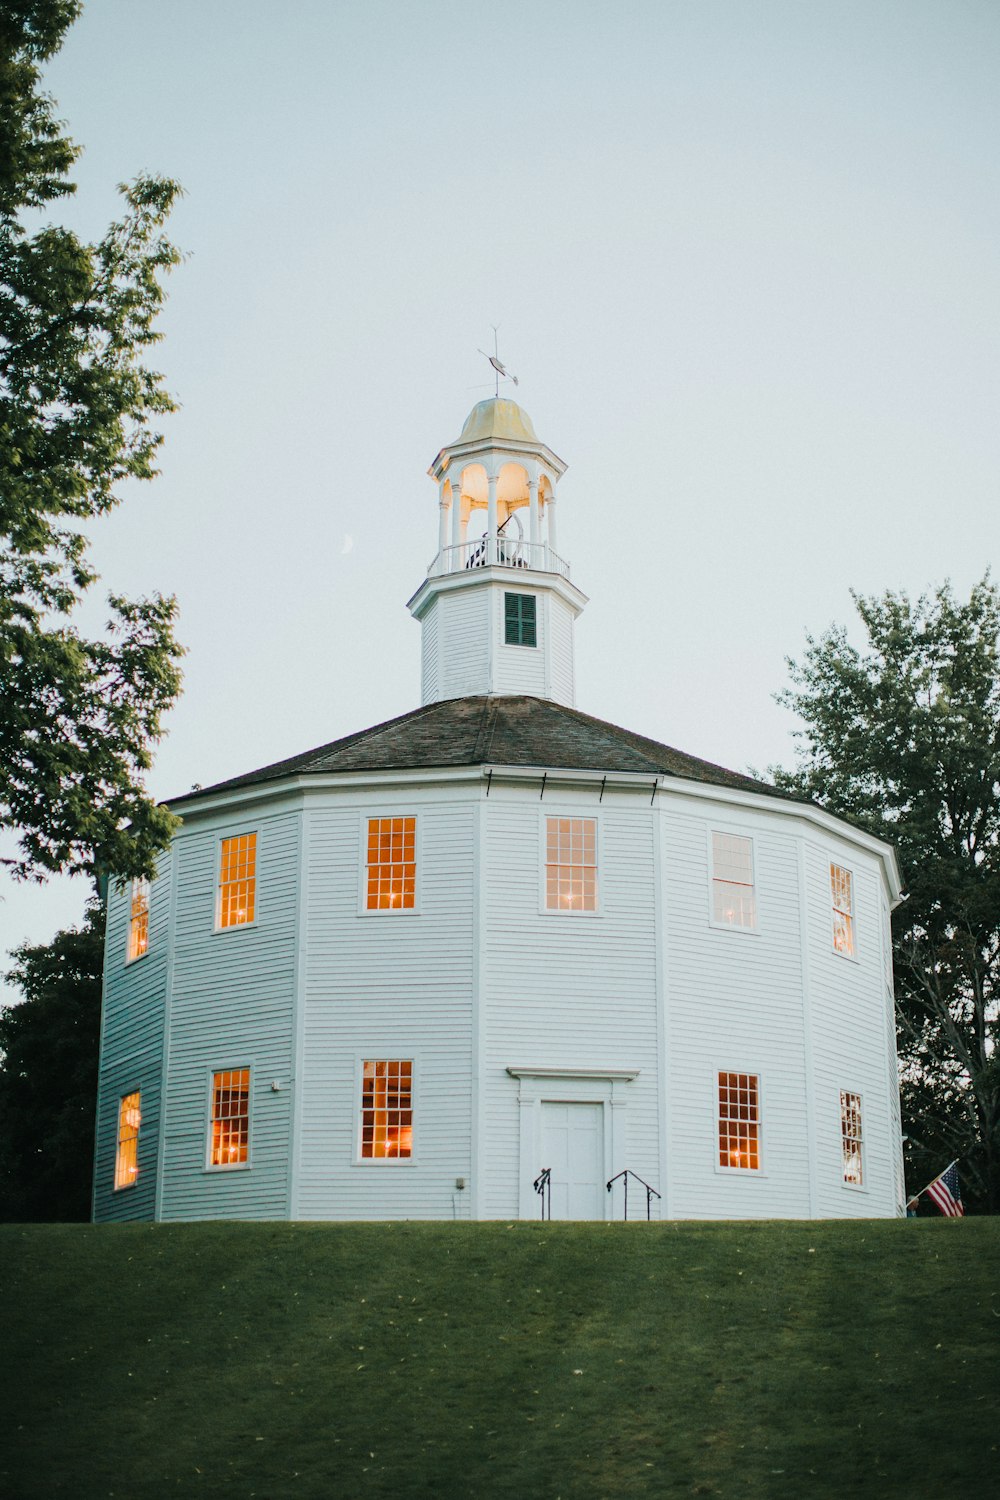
left=478, top=325, right=518, bottom=397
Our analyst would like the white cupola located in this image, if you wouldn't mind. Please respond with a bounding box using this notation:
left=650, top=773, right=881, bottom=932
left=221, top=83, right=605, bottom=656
left=407, top=397, right=587, bottom=706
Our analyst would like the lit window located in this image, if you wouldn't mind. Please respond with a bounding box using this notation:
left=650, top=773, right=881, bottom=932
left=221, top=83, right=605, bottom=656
left=546, top=817, right=597, bottom=911
left=361, top=1059, right=413, bottom=1159
left=718, top=1071, right=760, bottom=1170
left=114, top=1091, right=141, bottom=1189
left=366, top=817, right=416, bottom=910
left=219, top=833, right=256, bottom=928
left=841, top=1090, right=864, bottom=1186
left=210, top=1068, right=250, bottom=1166
left=505, top=592, right=537, bottom=647
left=831, top=864, right=854, bottom=956
left=127, top=878, right=150, bottom=961
left=711, top=833, right=756, bottom=928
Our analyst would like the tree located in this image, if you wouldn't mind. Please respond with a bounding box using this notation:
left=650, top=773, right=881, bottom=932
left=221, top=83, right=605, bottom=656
left=0, top=899, right=104, bottom=1220
left=774, top=577, right=1000, bottom=1213
left=1, top=0, right=183, bottom=884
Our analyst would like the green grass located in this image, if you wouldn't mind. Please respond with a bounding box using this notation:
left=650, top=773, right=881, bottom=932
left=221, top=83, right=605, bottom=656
left=2, top=1219, right=997, bottom=1499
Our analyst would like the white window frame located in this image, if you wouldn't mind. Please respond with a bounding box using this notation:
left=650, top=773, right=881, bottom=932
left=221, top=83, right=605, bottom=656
left=358, top=812, right=421, bottom=916
left=840, top=1088, right=866, bottom=1189
left=830, top=860, right=857, bottom=959
left=539, top=811, right=601, bottom=917
left=126, top=877, right=151, bottom=963
left=353, top=1055, right=418, bottom=1166
left=215, top=830, right=259, bottom=933
left=114, top=1089, right=142, bottom=1191
left=714, top=1067, right=765, bottom=1175
left=205, top=1064, right=253, bottom=1171
left=707, top=828, right=759, bottom=933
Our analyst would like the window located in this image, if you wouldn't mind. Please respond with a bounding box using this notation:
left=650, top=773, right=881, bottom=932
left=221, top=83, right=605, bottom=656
left=831, top=863, right=854, bottom=956
left=127, top=878, right=150, bottom=961
left=718, top=1071, right=760, bottom=1170
left=545, top=817, right=597, bottom=911
left=209, top=1069, right=250, bottom=1166
left=711, top=833, right=756, bottom=928
left=504, top=592, right=536, bottom=647
left=361, top=1059, right=413, bottom=1159
left=366, top=817, right=416, bottom=910
left=219, top=833, right=256, bottom=928
left=840, top=1090, right=864, bottom=1186
left=114, top=1091, right=141, bottom=1189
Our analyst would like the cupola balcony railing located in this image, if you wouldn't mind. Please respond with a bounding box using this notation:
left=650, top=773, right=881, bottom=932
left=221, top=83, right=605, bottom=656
left=428, top=536, right=570, bottom=580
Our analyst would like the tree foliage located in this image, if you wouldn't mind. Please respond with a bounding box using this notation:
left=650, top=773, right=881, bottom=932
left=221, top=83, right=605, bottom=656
left=774, top=577, right=1000, bottom=1212
left=1, top=0, right=183, bottom=882
left=0, top=899, right=104, bottom=1220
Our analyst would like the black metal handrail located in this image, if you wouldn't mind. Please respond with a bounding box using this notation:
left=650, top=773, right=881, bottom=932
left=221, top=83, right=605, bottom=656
left=606, top=1169, right=661, bottom=1221
left=533, top=1166, right=552, bottom=1221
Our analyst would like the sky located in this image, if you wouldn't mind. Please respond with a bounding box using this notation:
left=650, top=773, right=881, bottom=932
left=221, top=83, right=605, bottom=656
left=2, top=0, right=999, bottom=992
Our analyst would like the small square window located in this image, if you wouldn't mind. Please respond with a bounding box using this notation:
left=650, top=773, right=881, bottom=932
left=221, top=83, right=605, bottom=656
left=219, top=834, right=256, bottom=928
left=504, top=592, right=537, bottom=647
left=210, top=1069, right=250, bottom=1166
left=114, top=1091, right=141, bottom=1189
left=718, top=1071, right=760, bottom=1170
left=366, top=817, right=416, bottom=910
left=361, top=1059, right=413, bottom=1159
left=831, top=864, right=854, bottom=956
left=840, top=1090, right=864, bottom=1186
left=127, top=878, right=150, bottom=961
left=545, top=817, right=597, bottom=911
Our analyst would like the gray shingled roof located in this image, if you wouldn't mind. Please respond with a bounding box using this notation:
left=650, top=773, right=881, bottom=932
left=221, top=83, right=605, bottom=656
left=170, top=695, right=785, bottom=806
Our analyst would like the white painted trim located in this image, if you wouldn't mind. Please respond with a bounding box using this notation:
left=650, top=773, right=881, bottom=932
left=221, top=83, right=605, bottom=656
left=796, top=838, right=819, bottom=1217
left=213, top=826, right=261, bottom=934
left=713, top=1065, right=766, bottom=1177
left=506, top=1066, right=640, bottom=1082
left=351, top=1054, right=419, bottom=1167
left=829, top=858, right=859, bottom=961
left=538, top=808, right=601, bottom=918
left=706, top=825, right=760, bottom=935
left=203, top=1062, right=254, bottom=1173
left=153, top=847, right=180, bottom=1223
left=407, top=562, right=587, bottom=620
left=653, top=802, right=671, bottom=1220
left=287, top=804, right=311, bottom=1219
left=356, top=809, right=422, bottom=917
left=470, top=793, right=487, bottom=1219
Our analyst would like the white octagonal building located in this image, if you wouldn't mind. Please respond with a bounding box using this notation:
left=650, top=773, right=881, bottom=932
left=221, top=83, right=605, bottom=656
left=94, top=396, right=905, bottom=1223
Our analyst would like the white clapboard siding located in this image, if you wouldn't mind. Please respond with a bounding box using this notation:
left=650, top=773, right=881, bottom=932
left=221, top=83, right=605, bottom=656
left=547, top=594, right=575, bottom=707
left=93, top=854, right=173, bottom=1222
left=157, top=806, right=300, bottom=1220
left=420, top=597, right=440, bottom=703
left=480, top=788, right=661, bottom=1219
left=438, top=589, right=490, bottom=700
left=493, top=588, right=546, bottom=698
left=295, top=789, right=477, bottom=1220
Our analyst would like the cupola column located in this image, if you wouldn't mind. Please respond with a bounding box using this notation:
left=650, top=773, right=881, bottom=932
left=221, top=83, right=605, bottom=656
left=527, top=472, right=540, bottom=552
left=487, top=469, right=499, bottom=566
left=450, top=471, right=463, bottom=555
left=546, top=491, right=558, bottom=558
left=438, top=480, right=450, bottom=555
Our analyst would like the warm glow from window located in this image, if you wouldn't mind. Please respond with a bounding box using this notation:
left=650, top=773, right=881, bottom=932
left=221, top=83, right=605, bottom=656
left=210, top=1069, right=250, bottom=1165
left=718, top=1071, right=760, bottom=1170
left=366, top=817, right=416, bottom=910
left=127, top=878, right=150, bottom=961
left=841, top=1090, right=864, bottom=1186
left=114, top=1091, right=141, bottom=1189
left=831, top=864, right=854, bottom=955
left=219, top=834, right=256, bottom=928
left=361, top=1059, right=413, bottom=1158
left=712, top=833, right=756, bottom=928
left=546, top=817, right=597, bottom=910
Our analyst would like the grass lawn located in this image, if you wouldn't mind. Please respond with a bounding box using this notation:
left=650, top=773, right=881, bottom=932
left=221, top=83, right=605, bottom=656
left=2, top=1218, right=997, bottom=1498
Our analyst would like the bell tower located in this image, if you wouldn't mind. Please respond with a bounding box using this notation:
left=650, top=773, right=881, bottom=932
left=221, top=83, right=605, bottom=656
left=407, top=397, right=587, bottom=706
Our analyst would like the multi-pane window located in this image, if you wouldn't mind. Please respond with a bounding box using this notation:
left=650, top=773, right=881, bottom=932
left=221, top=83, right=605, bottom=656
left=366, top=817, right=416, bottom=910
left=219, top=833, right=257, bottom=928
left=718, top=1071, right=761, bottom=1170
left=127, top=878, right=150, bottom=961
left=841, top=1090, right=864, bottom=1186
left=209, top=1068, right=250, bottom=1166
left=504, top=592, right=537, bottom=647
left=831, top=864, right=855, bottom=956
left=711, top=833, right=756, bottom=928
left=361, top=1059, right=413, bottom=1159
left=545, top=817, right=597, bottom=911
left=114, top=1091, right=141, bottom=1190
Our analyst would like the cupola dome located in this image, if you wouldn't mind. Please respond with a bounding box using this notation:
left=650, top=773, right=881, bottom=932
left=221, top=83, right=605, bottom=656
left=457, top=397, right=539, bottom=445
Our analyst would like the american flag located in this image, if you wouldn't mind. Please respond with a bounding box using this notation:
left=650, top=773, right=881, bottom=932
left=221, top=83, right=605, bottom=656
left=925, top=1161, right=964, bottom=1218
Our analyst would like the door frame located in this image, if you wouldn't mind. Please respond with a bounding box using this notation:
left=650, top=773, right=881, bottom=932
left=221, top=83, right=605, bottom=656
left=506, top=1066, right=639, bottom=1220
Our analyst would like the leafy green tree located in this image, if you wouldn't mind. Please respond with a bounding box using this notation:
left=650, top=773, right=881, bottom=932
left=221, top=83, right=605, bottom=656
left=0, top=899, right=104, bottom=1220
left=775, top=578, right=1000, bottom=1213
left=1, top=0, right=183, bottom=883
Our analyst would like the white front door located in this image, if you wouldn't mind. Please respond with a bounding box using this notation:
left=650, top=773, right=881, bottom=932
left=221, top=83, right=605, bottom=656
left=541, top=1101, right=605, bottom=1219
